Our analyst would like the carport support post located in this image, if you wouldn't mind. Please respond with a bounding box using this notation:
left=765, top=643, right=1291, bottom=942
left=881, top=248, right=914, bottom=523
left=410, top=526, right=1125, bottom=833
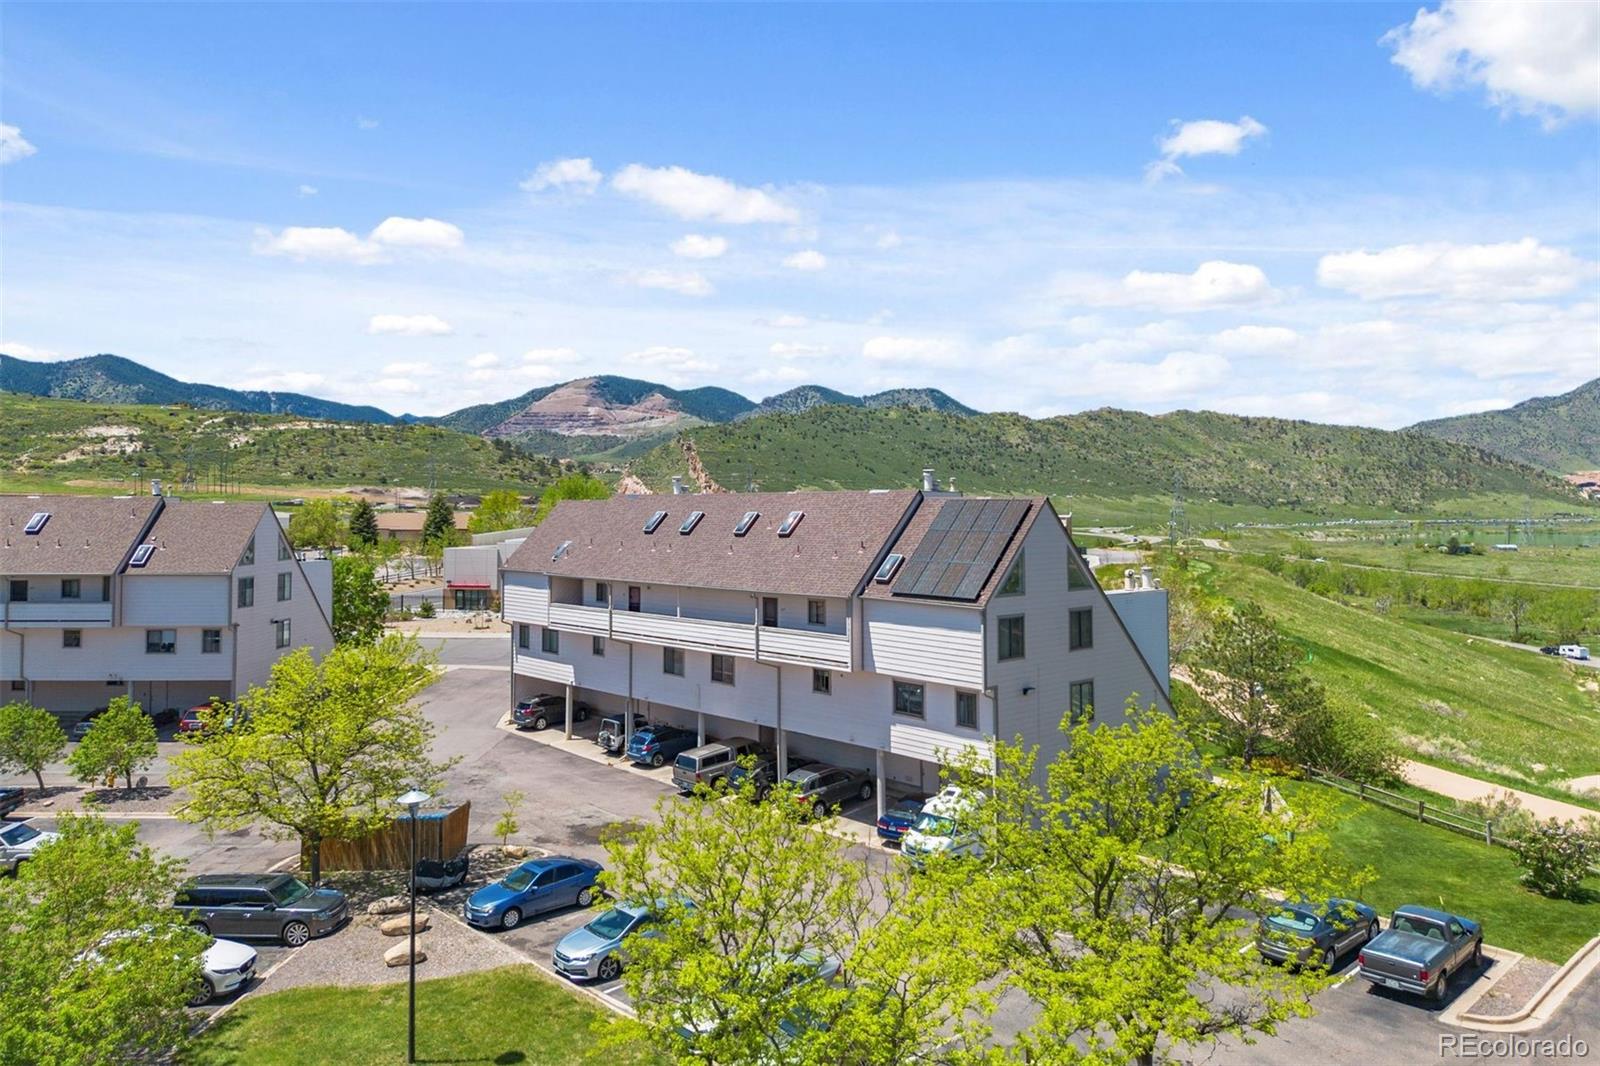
left=875, top=749, right=886, bottom=819
left=564, top=683, right=574, bottom=741
left=697, top=712, right=705, bottom=746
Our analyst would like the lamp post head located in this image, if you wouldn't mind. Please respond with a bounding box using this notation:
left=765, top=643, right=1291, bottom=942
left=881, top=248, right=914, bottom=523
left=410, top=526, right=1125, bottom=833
left=396, top=788, right=430, bottom=811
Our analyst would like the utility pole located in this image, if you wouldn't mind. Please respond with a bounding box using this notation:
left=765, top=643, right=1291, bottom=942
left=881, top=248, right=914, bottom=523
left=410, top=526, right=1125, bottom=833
left=1168, top=472, right=1185, bottom=547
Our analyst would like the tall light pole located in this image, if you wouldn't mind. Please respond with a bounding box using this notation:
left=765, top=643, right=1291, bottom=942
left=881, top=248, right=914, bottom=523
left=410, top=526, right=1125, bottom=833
left=396, top=788, right=430, bottom=1064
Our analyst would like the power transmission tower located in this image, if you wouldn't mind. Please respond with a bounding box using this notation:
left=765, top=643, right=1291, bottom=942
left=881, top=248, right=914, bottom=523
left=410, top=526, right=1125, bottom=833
left=1168, top=473, right=1185, bottom=546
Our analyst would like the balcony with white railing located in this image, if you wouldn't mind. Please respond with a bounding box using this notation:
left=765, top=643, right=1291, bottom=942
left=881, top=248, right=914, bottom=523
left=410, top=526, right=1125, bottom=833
left=757, top=625, right=851, bottom=670
left=610, top=609, right=759, bottom=657
left=2, top=601, right=115, bottom=627
left=547, top=602, right=610, bottom=635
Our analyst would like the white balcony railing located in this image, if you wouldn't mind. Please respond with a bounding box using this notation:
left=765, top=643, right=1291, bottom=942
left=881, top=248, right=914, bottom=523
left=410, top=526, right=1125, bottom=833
left=544, top=601, right=853, bottom=670
left=2, top=601, right=115, bottom=627
left=547, top=602, right=610, bottom=635
left=757, top=626, right=851, bottom=670
left=610, top=610, right=759, bottom=657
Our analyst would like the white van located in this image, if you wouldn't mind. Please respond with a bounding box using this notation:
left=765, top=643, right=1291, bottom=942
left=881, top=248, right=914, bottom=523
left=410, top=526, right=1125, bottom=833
left=1558, top=645, right=1591, bottom=661
left=900, top=785, right=985, bottom=864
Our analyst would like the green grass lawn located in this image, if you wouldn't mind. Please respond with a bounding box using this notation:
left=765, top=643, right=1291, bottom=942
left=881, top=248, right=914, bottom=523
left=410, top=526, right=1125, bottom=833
left=186, top=966, right=663, bottom=1066
left=1200, top=558, right=1600, bottom=794
left=1291, top=782, right=1600, bottom=963
left=1228, top=530, right=1600, bottom=588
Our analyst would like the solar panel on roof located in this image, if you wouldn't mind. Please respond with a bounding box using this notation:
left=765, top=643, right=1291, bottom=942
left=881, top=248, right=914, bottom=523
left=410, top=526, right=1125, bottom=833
left=24, top=512, right=50, bottom=535
left=890, top=499, right=1030, bottom=601
left=734, top=511, right=760, bottom=536
left=777, top=511, right=804, bottom=537
left=129, top=544, right=155, bottom=568
left=679, top=511, right=704, bottom=534
left=643, top=510, right=668, bottom=534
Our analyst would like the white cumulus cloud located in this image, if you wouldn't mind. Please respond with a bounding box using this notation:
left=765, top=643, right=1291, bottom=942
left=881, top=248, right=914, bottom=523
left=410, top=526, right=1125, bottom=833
left=0, top=340, right=64, bottom=361
left=1317, top=238, right=1586, bottom=300
left=782, top=249, right=827, bottom=272
left=758, top=313, right=810, bottom=328
left=861, top=336, right=960, bottom=365
left=522, top=347, right=578, bottom=364
left=297, top=184, right=318, bottom=198
left=467, top=352, right=500, bottom=369
left=1383, top=0, right=1599, bottom=127
left=769, top=341, right=828, bottom=359
left=1212, top=325, right=1301, bottom=353
left=254, top=216, right=464, bottom=263
left=671, top=234, right=729, bottom=259
left=381, top=361, right=437, bottom=376
left=612, top=164, right=799, bottom=224
left=628, top=269, right=714, bottom=297
left=368, top=216, right=465, bottom=250
left=521, top=157, right=603, bottom=193
left=1146, top=116, right=1267, bottom=181
left=237, top=370, right=328, bottom=392
left=1060, top=260, right=1277, bottom=312
left=366, top=314, right=453, bottom=337
left=0, top=124, right=37, bottom=165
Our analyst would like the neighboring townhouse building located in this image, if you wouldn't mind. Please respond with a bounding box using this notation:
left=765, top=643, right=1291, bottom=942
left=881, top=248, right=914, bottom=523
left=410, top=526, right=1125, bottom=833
left=375, top=510, right=472, bottom=544
left=500, top=482, right=1170, bottom=814
left=1, top=493, right=334, bottom=724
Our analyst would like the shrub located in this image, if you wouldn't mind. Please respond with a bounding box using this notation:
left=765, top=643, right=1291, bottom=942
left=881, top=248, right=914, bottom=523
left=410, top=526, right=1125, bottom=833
left=416, top=599, right=436, bottom=618
left=1512, top=819, right=1600, bottom=899
left=1281, top=693, right=1401, bottom=784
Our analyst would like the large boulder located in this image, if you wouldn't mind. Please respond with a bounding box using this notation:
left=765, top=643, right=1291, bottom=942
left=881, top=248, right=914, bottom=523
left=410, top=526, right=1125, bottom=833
left=384, top=940, right=427, bottom=968
left=502, top=845, right=529, bottom=859
left=368, top=896, right=409, bottom=916
left=380, top=912, right=431, bottom=937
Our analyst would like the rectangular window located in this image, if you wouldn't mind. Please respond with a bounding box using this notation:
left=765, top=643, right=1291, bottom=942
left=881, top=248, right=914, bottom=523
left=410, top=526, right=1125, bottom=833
left=956, top=690, right=979, bottom=729
left=595, top=582, right=609, bottom=606
left=998, top=552, right=1025, bottom=596
left=9, top=680, right=23, bottom=692
left=60, top=579, right=81, bottom=599
left=63, top=629, right=82, bottom=649
left=662, top=647, right=685, bottom=677
left=237, top=577, right=254, bottom=608
left=998, top=615, right=1026, bottom=661
left=807, top=599, right=826, bottom=626
left=274, top=619, right=291, bottom=649
left=1069, top=608, right=1093, bottom=651
left=277, top=572, right=293, bottom=602
left=146, top=629, right=176, bottom=654
left=241, top=536, right=255, bottom=566
left=202, top=629, right=222, bottom=654
left=8, top=580, right=27, bottom=602
left=812, top=668, right=831, bottom=695
left=540, top=627, right=559, bottom=654
left=278, top=539, right=291, bottom=561
left=592, top=635, right=605, bottom=657
left=1070, top=680, right=1095, bottom=725
left=628, top=586, right=641, bottom=612
left=102, top=577, right=111, bottom=601
left=517, top=624, right=531, bottom=650
left=711, top=654, right=735, bottom=685
left=762, top=597, right=778, bottom=628
left=893, top=680, right=925, bottom=719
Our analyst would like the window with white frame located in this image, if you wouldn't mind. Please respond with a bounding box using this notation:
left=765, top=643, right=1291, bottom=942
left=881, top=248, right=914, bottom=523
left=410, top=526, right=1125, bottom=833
left=663, top=647, right=685, bottom=676
left=541, top=627, right=559, bottom=654
left=956, top=690, right=979, bottom=729
left=202, top=629, right=222, bottom=654
left=274, top=619, right=291, bottom=649
left=711, top=654, right=735, bottom=685
left=1069, top=608, right=1093, bottom=651
left=893, top=680, right=925, bottom=718
left=237, top=577, right=254, bottom=608
left=61, top=579, right=81, bottom=599
left=277, top=572, right=293, bottom=601
left=146, top=629, right=176, bottom=654
left=997, top=615, right=1025, bottom=661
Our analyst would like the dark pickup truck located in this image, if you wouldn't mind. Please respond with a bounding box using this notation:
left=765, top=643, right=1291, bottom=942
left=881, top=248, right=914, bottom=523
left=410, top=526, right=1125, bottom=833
left=1357, top=904, right=1482, bottom=1000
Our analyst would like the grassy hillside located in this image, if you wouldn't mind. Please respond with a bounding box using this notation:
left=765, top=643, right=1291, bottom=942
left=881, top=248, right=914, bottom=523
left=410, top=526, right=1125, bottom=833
left=749, top=384, right=977, bottom=418
left=0, top=394, right=561, bottom=494
left=627, top=405, right=1592, bottom=527
left=1, top=353, right=395, bottom=424
left=1410, top=377, right=1600, bottom=473
left=1198, top=556, right=1600, bottom=795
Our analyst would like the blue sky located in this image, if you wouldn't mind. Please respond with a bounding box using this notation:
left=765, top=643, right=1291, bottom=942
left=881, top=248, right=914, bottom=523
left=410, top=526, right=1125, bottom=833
left=3, top=2, right=1596, bottom=424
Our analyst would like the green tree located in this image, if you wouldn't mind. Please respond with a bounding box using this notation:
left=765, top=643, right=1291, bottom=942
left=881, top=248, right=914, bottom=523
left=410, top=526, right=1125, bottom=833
left=467, top=489, right=533, bottom=535
left=599, top=772, right=998, bottom=1065
left=331, top=553, right=388, bottom=645
left=421, top=491, right=458, bottom=547
left=348, top=497, right=380, bottom=547
left=533, top=473, right=611, bottom=524
left=493, top=790, right=524, bottom=846
left=1512, top=819, right=1600, bottom=900
left=170, top=634, right=452, bottom=883
left=1500, top=588, right=1534, bottom=641
left=0, top=813, right=205, bottom=1065
left=288, top=498, right=345, bottom=552
left=946, top=707, right=1353, bottom=1066
left=66, top=696, right=157, bottom=790
left=1193, top=600, right=1317, bottom=768
left=1280, top=691, right=1400, bottom=783
left=0, top=701, right=68, bottom=790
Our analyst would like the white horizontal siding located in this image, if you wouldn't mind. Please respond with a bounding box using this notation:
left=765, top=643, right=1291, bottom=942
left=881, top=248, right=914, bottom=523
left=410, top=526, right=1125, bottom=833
left=779, top=667, right=891, bottom=750
left=24, top=626, right=233, bottom=682
left=4, top=601, right=114, bottom=627
left=889, top=721, right=993, bottom=764
left=512, top=649, right=574, bottom=684
left=862, top=600, right=983, bottom=688
left=548, top=602, right=610, bottom=634
left=759, top=627, right=851, bottom=670
left=612, top=611, right=756, bottom=656
left=122, top=576, right=229, bottom=626
left=503, top=573, right=550, bottom=623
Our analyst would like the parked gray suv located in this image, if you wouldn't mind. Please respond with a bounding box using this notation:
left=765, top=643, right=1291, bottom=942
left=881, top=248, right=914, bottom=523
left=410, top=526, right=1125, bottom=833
left=173, top=874, right=349, bottom=947
left=672, top=737, right=767, bottom=793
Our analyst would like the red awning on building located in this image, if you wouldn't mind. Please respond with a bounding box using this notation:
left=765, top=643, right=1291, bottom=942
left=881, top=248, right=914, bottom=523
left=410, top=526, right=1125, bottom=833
left=447, top=582, right=491, bottom=589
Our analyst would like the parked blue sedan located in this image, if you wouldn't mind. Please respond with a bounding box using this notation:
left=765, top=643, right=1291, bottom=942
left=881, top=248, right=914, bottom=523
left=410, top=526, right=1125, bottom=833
left=626, top=725, right=699, bottom=768
left=875, top=796, right=929, bottom=845
left=463, top=857, right=602, bottom=931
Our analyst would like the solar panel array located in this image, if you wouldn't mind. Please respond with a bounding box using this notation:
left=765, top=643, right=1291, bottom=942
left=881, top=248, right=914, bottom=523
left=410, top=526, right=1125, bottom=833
left=890, top=498, right=1031, bottom=601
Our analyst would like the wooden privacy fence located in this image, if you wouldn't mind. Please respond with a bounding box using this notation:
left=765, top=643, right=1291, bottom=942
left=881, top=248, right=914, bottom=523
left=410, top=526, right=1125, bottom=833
left=306, top=801, right=471, bottom=872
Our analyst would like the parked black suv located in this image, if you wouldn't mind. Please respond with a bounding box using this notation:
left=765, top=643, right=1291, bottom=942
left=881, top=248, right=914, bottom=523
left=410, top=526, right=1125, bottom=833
left=173, top=873, right=349, bottom=947
left=512, top=694, right=593, bottom=732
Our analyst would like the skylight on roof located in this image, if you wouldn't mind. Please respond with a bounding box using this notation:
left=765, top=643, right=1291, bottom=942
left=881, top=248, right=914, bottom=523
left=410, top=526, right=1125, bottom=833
left=129, top=544, right=155, bottom=568
left=874, top=553, right=905, bottom=583
left=777, top=511, right=804, bottom=537
left=679, top=511, right=704, bottom=535
left=552, top=540, right=573, bottom=562
left=734, top=511, right=759, bottom=536
left=644, top=510, right=668, bottom=534
left=23, top=512, right=50, bottom=535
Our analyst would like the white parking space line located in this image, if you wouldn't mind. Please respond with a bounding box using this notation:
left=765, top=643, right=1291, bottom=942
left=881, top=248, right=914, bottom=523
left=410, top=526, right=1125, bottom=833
left=602, top=982, right=625, bottom=996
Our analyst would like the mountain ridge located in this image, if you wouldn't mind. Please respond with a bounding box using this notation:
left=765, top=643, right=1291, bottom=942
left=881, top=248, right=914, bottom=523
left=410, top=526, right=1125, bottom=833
left=1408, top=378, right=1599, bottom=473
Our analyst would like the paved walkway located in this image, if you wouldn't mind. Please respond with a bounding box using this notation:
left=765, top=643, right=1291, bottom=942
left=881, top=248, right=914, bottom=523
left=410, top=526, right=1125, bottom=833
left=1400, top=760, right=1599, bottom=823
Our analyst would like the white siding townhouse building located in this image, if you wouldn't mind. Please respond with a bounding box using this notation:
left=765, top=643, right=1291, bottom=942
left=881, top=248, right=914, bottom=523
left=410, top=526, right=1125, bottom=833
left=501, top=479, right=1170, bottom=814
left=1, top=493, right=334, bottom=723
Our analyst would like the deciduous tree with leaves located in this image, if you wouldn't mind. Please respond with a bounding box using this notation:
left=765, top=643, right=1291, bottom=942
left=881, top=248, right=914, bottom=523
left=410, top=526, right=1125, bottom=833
left=0, top=701, right=68, bottom=790
left=467, top=489, right=533, bottom=535
left=0, top=813, right=205, bottom=1065
left=331, top=553, right=388, bottom=645
left=170, top=634, right=452, bottom=883
left=66, top=696, right=157, bottom=790
left=534, top=473, right=611, bottom=524
left=288, top=498, right=346, bottom=552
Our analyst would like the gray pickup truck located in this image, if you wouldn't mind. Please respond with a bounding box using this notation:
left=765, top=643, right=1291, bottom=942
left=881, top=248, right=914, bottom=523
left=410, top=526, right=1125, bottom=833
left=1357, top=904, right=1482, bottom=1000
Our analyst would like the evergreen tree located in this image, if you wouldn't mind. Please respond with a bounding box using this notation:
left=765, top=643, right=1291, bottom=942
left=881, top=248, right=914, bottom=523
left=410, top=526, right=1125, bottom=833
left=348, top=498, right=379, bottom=547
left=421, top=491, right=457, bottom=547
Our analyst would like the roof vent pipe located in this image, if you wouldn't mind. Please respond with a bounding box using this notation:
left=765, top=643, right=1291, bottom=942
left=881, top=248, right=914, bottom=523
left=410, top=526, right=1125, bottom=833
left=151, top=479, right=163, bottom=497
left=1124, top=568, right=1137, bottom=591
left=671, top=476, right=686, bottom=495
left=1140, top=565, right=1155, bottom=590
left=947, top=477, right=957, bottom=493
left=921, top=468, right=936, bottom=492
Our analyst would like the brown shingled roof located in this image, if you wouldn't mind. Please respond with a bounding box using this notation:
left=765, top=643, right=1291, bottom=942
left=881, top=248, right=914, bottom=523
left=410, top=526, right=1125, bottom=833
left=861, top=495, right=1050, bottom=608
left=503, top=490, right=920, bottom=598
left=0, top=495, right=160, bottom=576
left=133, top=501, right=270, bottom=575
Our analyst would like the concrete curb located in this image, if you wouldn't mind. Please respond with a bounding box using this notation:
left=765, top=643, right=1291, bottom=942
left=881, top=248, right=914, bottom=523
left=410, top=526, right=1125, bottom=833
left=12, top=808, right=179, bottom=820
left=1453, top=934, right=1600, bottom=1033
left=1437, top=945, right=1524, bottom=1026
